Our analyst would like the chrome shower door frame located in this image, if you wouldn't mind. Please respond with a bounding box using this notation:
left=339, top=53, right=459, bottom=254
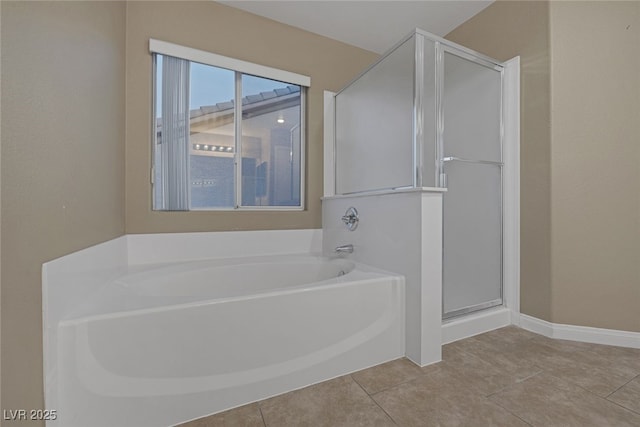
left=436, top=43, right=505, bottom=320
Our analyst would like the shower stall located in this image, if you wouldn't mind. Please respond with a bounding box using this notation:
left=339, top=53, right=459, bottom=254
left=324, top=28, right=519, bottom=361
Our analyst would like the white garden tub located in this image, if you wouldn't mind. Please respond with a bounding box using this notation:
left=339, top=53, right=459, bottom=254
left=54, top=254, right=405, bottom=426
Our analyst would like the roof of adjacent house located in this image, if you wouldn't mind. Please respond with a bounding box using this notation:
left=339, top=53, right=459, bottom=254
left=188, top=85, right=301, bottom=120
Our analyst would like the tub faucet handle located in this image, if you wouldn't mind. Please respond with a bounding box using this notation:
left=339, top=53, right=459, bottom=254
left=341, top=207, right=359, bottom=231
left=335, top=244, right=354, bottom=254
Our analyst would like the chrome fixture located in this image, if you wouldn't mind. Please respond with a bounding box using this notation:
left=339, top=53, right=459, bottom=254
left=334, top=244, right=354, bottom=254
left=341, top=207, right=359, bottom=231
left=442, top=156, right=503, bottom=166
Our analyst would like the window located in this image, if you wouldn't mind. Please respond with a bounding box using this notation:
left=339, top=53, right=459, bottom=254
left=151, top=40, right=309, bottom=210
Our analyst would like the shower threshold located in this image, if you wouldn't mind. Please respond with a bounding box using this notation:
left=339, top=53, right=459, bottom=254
left=443, top=298, right=503, bottom=321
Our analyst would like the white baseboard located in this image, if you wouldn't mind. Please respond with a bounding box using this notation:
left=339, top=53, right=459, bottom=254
left=443, top=310, right=640, bottom=349
left=442, top=307, right=512, bottom=344
left=519, top=314, right=640, bottom=349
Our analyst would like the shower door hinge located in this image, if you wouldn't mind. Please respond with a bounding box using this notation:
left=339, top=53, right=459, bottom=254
left=440, top=173, right=447, bottom=188
left=150, top=167, right=155, bottom=184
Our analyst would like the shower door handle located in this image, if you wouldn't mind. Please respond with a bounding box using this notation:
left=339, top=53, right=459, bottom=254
left=442, top=156, right=503, bottom=166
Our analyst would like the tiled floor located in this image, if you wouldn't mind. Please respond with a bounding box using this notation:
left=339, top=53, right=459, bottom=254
left=178, top=326, right=640, bottom=426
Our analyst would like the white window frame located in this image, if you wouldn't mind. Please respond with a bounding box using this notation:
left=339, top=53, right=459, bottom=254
left=150, top=39, right=310, bottom=211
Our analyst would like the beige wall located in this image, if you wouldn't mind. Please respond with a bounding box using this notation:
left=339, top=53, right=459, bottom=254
left=446, top=0, right=553, bottom=322
left=549, top=1, right=640, bottom=332
left=125, top=1, right=378, bottom=234
left=1, top=2, right=126, bottom=423
left=0, top=0, right=3, bottom=415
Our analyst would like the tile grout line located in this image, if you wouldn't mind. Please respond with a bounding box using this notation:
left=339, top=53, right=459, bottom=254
left=485, top=339, right=637, bottom=404
left=445, top=341, right=548, bottom=399
left=602, top=374, right=640, bottom=416
left=482, top=362, right=539, bottom=427
left=605, top=373, right=639, bottom=398
left=349, top=374, right=399, bottom=426
left=542, top=371, right=621, bottom=400
left=459, top=346, right=537, bottom=427
left=352, top=364, right=436, bottom=396
left=444, top=338, right=537, bottom=375
left=521, top=371, right=640, bottom=419
left=349, top=373, right=368, bottom=393
left=489, top=397, right=535, bottom=427
left=485, top=369, right=545, bottom=398
left=258, top=406, right=268, bottom=427
left=605, top=397, right=640, bottom=416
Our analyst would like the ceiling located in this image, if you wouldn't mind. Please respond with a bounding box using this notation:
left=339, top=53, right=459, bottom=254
left=218, top=1, right=494, bottom=54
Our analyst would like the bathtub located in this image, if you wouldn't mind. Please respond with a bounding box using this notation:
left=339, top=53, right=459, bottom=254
left=53, top=254, right=405, bottom=426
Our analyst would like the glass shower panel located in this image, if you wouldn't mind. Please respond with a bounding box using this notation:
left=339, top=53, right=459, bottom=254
left=442, top=49, right=503, bottom=318
left=442, top=52, right=502, bottom=163
left=420, top=38, right=437, bottom=187
left=335, top=36, right=415, bottom=194
left=442, top=161, right=502, bottom=316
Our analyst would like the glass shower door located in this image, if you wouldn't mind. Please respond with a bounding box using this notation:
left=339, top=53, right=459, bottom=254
left=441, top=49, right=503, bottom=319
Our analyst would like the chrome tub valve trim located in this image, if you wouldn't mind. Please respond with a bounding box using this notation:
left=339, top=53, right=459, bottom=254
left=341, top=207, right=359, bottom=231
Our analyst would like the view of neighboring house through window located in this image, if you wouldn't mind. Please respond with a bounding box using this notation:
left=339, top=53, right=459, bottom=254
left=152, top=48, right=305, bottom=210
